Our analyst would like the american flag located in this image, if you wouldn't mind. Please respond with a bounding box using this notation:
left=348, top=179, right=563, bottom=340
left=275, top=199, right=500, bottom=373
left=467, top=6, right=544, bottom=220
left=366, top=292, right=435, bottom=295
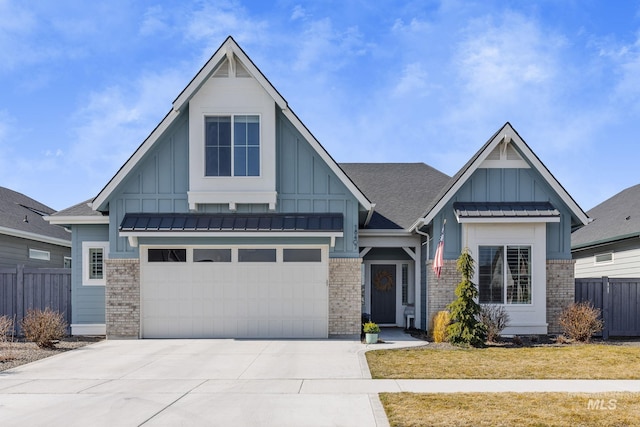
left=433, top=219, right=446, bottom=278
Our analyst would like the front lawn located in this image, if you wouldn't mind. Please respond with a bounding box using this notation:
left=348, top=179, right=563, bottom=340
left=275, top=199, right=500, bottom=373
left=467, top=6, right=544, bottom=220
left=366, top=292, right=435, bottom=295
left=367, top=344, right=640, bottom=379
left=381, top=392, right=640, bottom=427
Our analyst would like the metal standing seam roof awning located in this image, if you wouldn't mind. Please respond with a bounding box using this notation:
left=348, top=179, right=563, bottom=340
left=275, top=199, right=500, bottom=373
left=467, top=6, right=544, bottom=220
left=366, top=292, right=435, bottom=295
left=453, top=202, right=561, bottom=223
left=118, top=213, right=344, bottom=247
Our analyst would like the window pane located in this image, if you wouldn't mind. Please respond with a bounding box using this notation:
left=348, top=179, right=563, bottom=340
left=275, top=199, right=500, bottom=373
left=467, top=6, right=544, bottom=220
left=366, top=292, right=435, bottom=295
left=595, top=252, right=613, bottom=264
left=234, top=146, right=247, bottom=176
left=401, top=263, right=409, bottom=305
left=29, top=249, right=50, bottom=261
left=247, top=146, right=259, bottom=176
left=238, top=248, right=276, bottom=262
left=283, top=248, right=321, bottom=262
left=479, top=246, right=504, bottom=304
left=506, top=246, right=531, bottom=304
left=205, top=117, right=231, bottom=176
left=89, top=248, right=103, bottom=279
left=247, top=116, right=259, bottom=146
left=148, top=249, right=186, bottom=262
left=194, top=249, right=231, bottom=262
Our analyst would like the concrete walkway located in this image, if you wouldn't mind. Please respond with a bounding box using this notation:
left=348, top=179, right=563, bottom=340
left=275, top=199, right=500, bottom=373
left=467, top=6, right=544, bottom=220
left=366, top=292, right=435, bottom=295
left=0, top=329, right=639, bottom=427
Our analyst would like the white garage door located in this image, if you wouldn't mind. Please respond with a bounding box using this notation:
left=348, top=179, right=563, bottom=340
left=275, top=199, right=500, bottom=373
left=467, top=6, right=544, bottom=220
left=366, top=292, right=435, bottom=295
left=140, top=246, right=328, bottom=338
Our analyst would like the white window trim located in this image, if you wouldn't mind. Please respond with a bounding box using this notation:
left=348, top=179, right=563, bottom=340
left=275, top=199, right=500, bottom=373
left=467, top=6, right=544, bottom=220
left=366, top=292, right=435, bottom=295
left=64, top=256, right=72, bottom=268
left=82, top=241, right=109, bottom=286
left=29, top=248, right=50, bottom=261
left=203, top=114, right=262, bottom=178
left=478, top=244, right=534, bottom=306
left=594, top=251, right=614, bottom=265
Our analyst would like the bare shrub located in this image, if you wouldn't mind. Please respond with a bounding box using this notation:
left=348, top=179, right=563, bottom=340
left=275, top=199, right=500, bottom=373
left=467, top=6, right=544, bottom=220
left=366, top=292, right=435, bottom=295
left=478, top=304, right=510, bottom=342
left=559, top=302, right=603, bottom=342
left=432, top=311, right=450, bottom=343
left=0, top=315, right=15, bottom=342
left=20, top=308, right=67, bottom=348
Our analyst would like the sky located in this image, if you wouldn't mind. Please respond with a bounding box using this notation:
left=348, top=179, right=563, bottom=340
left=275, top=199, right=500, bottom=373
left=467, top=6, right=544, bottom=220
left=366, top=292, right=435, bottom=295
left=1, top=0, right=639, bottom=212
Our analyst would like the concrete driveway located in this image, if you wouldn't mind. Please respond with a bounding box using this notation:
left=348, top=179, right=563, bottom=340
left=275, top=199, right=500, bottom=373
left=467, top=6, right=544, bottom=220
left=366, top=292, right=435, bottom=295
left=0, top=330, right=424, bottom=426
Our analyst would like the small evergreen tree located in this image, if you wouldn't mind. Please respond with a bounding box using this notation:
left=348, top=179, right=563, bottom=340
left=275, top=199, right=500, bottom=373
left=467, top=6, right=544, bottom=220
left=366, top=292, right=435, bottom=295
left=446, top=248, right=487, bottom=347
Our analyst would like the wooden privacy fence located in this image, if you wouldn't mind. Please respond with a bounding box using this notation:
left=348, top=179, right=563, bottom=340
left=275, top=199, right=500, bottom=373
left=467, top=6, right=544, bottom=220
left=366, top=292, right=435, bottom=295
left=575, top=277, right=640, bottom=339
left=0, top=265, right=71, bottom=335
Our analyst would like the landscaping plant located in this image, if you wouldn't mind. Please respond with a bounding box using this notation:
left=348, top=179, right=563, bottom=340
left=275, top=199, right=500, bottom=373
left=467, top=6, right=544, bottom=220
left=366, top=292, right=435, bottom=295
left=0, top=315, right=15, bottom=342
left=432, top=310, right=450, bottom=343
left=478, top=304, right=510, bottom=342
left=559, top=302, right=603, bottom=342
left=20, top=308, right=67, bottom=349
left=446, top=247, right=486, bottom=347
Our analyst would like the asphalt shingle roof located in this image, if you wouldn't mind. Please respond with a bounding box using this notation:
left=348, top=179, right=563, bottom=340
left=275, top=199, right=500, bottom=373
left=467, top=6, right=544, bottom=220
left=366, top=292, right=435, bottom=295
left=339, top=163, right=451, bottom=229
left=0, top=186, right=70, bottom=242
left=52, top=199, right=104, bottom=217
left=571, top=183, right=640, bottom=249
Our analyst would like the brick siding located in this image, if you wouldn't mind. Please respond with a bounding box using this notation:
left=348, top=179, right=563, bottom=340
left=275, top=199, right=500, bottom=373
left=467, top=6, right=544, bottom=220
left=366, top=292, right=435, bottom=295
left=328, top=258, right=362, bottom=335
left=426, top=259, right=458, bottom=329
left=546, top=259, right=575, bottom=334
left=105, top=259, right=140, bottom=338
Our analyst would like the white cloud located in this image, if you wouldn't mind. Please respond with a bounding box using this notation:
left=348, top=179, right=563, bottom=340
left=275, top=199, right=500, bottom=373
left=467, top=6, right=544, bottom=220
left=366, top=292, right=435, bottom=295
left=291, top=5, right=307, bottom=21
left=393, top=63, right=431, bottom=97
left=139, top=5, right=169, bottom=37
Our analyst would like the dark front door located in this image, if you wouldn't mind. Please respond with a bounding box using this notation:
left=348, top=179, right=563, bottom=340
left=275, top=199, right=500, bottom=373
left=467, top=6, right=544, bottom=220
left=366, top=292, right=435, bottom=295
left=371, top=264, right=396, bottom=324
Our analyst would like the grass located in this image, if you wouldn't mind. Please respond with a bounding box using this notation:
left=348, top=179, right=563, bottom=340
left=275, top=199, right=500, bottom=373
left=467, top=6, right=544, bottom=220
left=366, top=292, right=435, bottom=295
left=380, top=392, right=640, bottom=427
left=366, top=344, right=640, bottom=379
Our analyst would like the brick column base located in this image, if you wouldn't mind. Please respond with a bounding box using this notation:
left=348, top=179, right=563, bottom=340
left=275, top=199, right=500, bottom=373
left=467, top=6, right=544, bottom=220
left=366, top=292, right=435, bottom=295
left=328, top=258, right=362, bottom=335
left=546, top=259, right=575, bottom=334
left=105, top=259, right=140, bottom=339
left=426, top=259, right=458, bottom=331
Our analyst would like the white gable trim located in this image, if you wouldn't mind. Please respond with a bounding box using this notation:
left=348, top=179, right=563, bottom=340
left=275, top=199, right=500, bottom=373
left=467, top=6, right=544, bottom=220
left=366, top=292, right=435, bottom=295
left=280, top=108, right=372, bottom=210
left=90, top=36, right=371, bottom=214
left=92, top=109, right=181, bottom=210
left=410, top=123, right=589, bottom=230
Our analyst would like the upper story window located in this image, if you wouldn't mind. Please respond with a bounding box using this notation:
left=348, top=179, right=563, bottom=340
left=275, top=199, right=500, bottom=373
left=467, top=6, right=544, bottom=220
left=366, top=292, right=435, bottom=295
left=205, top=115, right=260, bottom=177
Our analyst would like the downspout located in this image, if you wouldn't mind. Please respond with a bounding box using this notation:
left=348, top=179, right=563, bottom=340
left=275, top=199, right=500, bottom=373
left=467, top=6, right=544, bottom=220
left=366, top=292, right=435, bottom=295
left=414, top=219, right=430, bottom=332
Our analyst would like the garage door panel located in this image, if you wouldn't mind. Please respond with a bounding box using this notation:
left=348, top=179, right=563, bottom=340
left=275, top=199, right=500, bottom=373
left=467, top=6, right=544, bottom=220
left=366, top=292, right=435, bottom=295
left=141, top=247, right=329, bottom=338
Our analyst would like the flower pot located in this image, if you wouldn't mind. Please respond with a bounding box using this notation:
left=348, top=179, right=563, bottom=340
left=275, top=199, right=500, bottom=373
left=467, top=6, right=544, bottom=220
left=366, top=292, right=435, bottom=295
left=365, top=333, right=378, bottom=344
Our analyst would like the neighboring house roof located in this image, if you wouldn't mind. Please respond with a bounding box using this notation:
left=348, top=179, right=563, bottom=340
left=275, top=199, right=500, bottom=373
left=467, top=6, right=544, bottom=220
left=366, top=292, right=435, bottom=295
left=90, top=36, right=372, bottom=214
left=45, top=199, right=109, bottom=225
left=410, top=122, right=590, bottom=231
left=0, top=186, right=70, bottom=246
left=571, top=183, right=640, bottom=250
left=340, top=163, right=451, bottom=230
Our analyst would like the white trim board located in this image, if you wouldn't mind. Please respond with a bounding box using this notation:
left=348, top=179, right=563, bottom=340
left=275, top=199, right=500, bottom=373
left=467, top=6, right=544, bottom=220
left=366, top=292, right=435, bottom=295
left=0, top=225, right=71, bottom=247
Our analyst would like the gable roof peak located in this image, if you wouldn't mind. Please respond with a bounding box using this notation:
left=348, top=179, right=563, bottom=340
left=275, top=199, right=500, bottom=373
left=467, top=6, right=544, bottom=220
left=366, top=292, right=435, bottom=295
left=410, top=122, right=589, bottom=230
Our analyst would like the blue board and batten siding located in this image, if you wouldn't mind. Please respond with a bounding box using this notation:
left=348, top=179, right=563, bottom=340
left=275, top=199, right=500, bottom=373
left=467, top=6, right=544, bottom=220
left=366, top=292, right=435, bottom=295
left=103, top=107, right=359, bottom=259
left=108, top=113, right=190, bottom=259
left=71, top=224, right=108, bottom=325
left=430, top=167, right=574, bottom=261
left=276, top=110, right=359, bottom=257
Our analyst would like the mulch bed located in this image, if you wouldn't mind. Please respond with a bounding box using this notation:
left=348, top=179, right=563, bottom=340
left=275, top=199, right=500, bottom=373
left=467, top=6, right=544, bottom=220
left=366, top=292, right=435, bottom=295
left=0, top=336, right=103, bottom=372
